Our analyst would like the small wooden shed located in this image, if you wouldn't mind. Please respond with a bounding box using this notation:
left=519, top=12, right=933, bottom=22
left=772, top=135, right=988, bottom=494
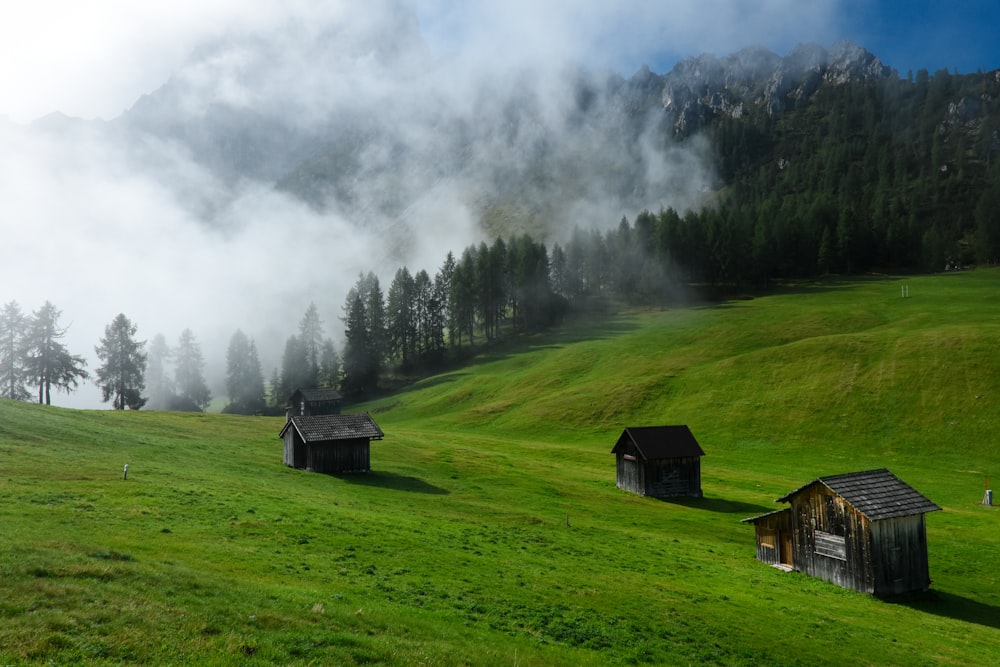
left=287, top=387, right=343, bottom=418
left=279, top=413, right=383, bottom=474
left=611, top=425, right=705, bottom=498
left=742, top=468, right=941, bottom=596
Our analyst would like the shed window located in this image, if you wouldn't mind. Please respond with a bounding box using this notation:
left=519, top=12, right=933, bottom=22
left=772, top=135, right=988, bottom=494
left=759, top=529, right=776, bottom=549
left=814, top=530, right=846, bottom=560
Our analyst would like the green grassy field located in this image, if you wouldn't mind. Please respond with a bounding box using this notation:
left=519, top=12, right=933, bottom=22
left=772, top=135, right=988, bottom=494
left=1, top=270, right=998, bottom=665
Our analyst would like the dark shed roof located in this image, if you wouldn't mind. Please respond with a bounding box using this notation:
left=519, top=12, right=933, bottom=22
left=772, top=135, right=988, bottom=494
left=611, top=425, right=705, bottom=460
left=777, top=468, right=941, bottom=520
left=279, top=413, right=383, bottom=443
left=289, top=387, right=343, bottom=403
left=740, top=507, right=791, bottom=524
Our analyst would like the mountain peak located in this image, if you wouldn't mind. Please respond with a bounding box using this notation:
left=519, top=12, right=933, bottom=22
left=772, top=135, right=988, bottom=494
left=660, top=42, right=892, bottom=134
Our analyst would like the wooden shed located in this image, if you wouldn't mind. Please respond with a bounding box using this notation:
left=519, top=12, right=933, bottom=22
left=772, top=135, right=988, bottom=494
left=279, top=413, right=383, bottom=474
left=287, top=387, right=343, bottom=418
left=611, top=425, right=705, bottom=498
left=742, top=468, right=941, bottom=596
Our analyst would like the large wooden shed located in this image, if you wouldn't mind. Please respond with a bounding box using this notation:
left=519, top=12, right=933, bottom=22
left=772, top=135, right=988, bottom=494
left=742, top=468, right=941, bottom=596
left=279, top=413, right=383, bottom=474
left=611, top=425, right=705, bottom=498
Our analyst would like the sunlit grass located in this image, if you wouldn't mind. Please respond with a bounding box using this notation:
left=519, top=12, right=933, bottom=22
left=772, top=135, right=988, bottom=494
left=1, top=269, right=998, bottom=665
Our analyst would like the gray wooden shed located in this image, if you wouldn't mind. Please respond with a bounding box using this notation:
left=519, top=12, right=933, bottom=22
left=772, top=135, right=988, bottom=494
left=287, top=387, right=343, bottom=418
left=611, top=425, right=705, bottom=498
left=742, top=468, right=941, bottom=596
left=279, top=413, right=383, bottom=474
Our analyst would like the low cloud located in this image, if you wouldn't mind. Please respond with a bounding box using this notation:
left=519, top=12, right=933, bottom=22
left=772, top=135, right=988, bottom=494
left=1, top=0, right=847, bottom=408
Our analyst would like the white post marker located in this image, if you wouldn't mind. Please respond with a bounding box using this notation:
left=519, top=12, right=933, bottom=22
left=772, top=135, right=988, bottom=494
left=123, top=464, right=129, bottom=481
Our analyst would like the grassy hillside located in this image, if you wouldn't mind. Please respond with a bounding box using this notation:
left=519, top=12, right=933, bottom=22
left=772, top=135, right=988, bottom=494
left=1, top=270, right=998, bottom=665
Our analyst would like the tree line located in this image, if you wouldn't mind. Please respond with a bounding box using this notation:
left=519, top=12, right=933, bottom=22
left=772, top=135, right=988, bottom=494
left=0, top=300, right=210, bottom=411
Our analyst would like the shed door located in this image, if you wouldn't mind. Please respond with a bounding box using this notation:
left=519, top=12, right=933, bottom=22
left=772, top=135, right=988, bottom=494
left=618, top=452, right=641, bottom=493
left=780, top=532, right=793, bottom=567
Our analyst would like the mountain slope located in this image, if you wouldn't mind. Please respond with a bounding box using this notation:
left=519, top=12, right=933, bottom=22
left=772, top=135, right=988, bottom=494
left=2, top=270, right=998, bottom=665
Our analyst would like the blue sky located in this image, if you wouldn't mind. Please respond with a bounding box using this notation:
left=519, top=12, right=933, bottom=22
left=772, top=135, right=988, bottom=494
left=836, top=0, right=1000, bottom=75
left=414, top=1, right=1000, bottom=80
left=1, top=1, right=998, bottom=122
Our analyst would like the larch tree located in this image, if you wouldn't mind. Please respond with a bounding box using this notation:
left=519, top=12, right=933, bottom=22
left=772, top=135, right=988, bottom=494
left=94, top=313, right=147, bottom=410
left=173, top=328, right=211, bottom=411
left=144, top=333, right=173, bottom=410
left=0, top=300, right=30, bottom=401
left=24, top=301, right=88, bottom=405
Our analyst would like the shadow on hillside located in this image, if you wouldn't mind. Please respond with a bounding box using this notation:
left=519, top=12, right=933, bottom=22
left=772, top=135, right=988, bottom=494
left=457, top=315, right=643, bottom=369
left=695, top=275, right=905, bottom=308
left=887, top=590, right=1000, bottom=630
left=340, top=470, right=449, bottom=495
left=413, top=373, right=464, bottom=390
left=660, top=495, right=772, bottom=516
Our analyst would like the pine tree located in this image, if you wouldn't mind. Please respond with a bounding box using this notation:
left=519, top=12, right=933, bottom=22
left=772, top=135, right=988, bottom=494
left=94, top=313, right=147, bottom=410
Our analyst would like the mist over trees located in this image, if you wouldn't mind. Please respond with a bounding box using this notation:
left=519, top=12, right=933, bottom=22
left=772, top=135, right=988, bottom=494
left=4, top=62, right=999, bottom=412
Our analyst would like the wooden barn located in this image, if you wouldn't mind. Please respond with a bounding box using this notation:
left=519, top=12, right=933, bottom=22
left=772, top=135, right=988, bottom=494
left=287, top=387, right=343, bottom=418
left=279, top=413, right=383, bottom=474
left=611, top=425, right=705, bottom=498
left=742, top=468, right=941, bottom=597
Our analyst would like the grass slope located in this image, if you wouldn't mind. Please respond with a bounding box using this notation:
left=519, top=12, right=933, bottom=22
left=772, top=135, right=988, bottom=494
left=1, top=270, right=998, bottom=665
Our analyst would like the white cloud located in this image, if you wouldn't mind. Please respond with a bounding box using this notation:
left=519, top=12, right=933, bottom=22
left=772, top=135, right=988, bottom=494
left=0, top=0, right=851, bottom=409
left=0, top=0, right=848, bottom=123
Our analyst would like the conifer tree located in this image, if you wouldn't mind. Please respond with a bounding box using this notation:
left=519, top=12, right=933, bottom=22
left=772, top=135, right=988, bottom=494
left=94, top=313, right=147, bottom=410
left=173, top=328, right=211, bottom=411
left=318, top=339, right=340, bottom=389
left=24, top=301, right=88, bottom=405
left=144, top=333, right=173, bottom=410
left=298, top=302, right=324, bottom=386
left=224, top=329, right=266, bottom=414
left=0, top=301, right=30, bottom=401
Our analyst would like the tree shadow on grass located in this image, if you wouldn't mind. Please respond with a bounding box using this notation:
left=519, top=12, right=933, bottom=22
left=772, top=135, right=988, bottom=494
left=659, top=495, right=773, bottom=517
left=339, top=470, right=449, bottom=495
left=886, top=589, right=1000, bottom=630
